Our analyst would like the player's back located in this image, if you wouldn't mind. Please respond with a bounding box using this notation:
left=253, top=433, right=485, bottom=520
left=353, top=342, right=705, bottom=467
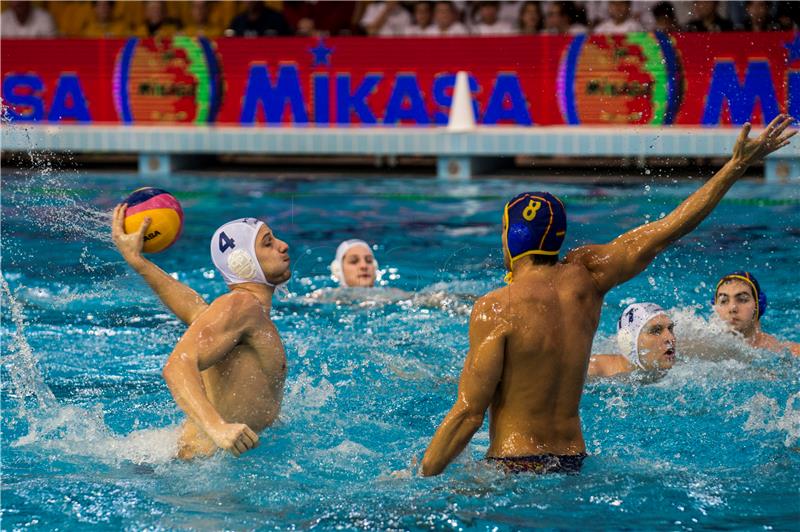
left=486, top=262, right=602, bottom=457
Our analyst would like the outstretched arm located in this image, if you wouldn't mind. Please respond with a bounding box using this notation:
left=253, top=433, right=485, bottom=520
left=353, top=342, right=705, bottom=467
left=162, top=292, right=260, bottom=457
left=786, top=341, right=800, bottom=357
left=420, top=297, right=508, bottom=476
left=568, top=116, right=796, bottom=294
left=112, top=203, right=208, bottom=325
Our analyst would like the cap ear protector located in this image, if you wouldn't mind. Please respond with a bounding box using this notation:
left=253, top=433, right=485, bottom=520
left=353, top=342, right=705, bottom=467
left=210, top=218, right=274, bottom=286
left=228, top=249, right=259, bottom=280
left=616, top=328, right=636, bottom=365
left=713, top=271, right=767, bottom=320
left=616, top=302, right=668, bottom=369
left=330, top=259, right=343, bottom=283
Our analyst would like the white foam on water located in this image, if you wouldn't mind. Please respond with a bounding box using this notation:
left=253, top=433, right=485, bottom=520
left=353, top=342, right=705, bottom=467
left=443, top=226, right=492, bottom=237
left=14, top=404, right=179, bottom=466
left=15, top=281, right=121, bottom=309
left=740, top=392, right=800, bottom=447
left=284, top=372, right=336, bottom=410
left=669, top=306, right=762, bottom=363
left=324, top=439, right=378, bottom=458
left=2, top=274, right=179, bottom=466
left=655, top=357, right=752, bottom=389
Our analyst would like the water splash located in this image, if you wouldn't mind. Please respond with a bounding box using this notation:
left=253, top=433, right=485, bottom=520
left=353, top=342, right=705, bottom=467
left=14, top=403, right=179, bottom=466
left=668, top=306, right=762, bottom=363
left=0, top=128, right=177, bottom=463
left=1, top=273, right=58, bottom=414
left=2, top=273, right=179, bottom=465
left=741, top=392, right=800, bottom=447
left=1, top=110, right=110, bottom=247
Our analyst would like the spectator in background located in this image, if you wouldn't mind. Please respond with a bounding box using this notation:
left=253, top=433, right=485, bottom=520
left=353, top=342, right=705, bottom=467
left=584, top=1, right=655, bottom=31
left=0, top=1, right=56, bottom=37
left=594, top=1, right=644, bottom=34
left=775, top=1, right=800, bottom=30
left=82, top=1, right=129, bottom=37
left=498, top=1, right=523, bottom=27
left=685, top=1, right=733, bottom=32
left=517, top=1, right=543, bottom=34
left=741, top=1, right=779, bottom=31
left=283, top=1, right=356, bottom=37
left=424, top=1, right=468, bottom=36
left=544, top=1, right=587, bottom=34
left=360, top=1, right=412, bottom=36
left=405, top=1, right=434, bottom=35
left=134, top=1, right=181, bottom=37
left=228, top=1, right=291, bottom=37
left=652, top=1, right=679, bottom=32
left=472, top=1, right=514, bottom=34
left=183, top=1, right=223, bottom=37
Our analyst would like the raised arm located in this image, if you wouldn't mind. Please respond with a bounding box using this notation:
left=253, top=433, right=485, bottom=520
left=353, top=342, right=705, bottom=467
left=162, top=292, right=260, bottom=457
left=420, top=297, right=508, bottom=476
left=787, top=342, right=800, bottom=357
left=112, top=203, right=208, bottom=324
left=568, top=116, right=796, bottom=294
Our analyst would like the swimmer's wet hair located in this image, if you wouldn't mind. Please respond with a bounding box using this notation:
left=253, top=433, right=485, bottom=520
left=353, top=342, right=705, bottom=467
left=529, top=254, right=559, bottom=266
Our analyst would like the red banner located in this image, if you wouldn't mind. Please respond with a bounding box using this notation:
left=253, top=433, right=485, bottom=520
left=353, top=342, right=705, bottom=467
left=1, top=33, right=797, bottom=127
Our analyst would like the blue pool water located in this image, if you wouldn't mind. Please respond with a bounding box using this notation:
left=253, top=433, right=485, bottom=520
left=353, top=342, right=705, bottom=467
left=2, top=168, right=799, bottom=530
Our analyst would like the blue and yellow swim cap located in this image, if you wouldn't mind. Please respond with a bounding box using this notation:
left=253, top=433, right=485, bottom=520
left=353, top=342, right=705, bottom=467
left=503, top=192, right=567, bottom=275
left=714, top=271, right=768, bottom=320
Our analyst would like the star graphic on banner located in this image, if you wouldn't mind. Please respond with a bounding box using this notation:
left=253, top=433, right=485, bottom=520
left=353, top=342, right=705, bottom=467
left=309, top=38, right=333, bottom=67
left=785, top=34, right=800, bottom=62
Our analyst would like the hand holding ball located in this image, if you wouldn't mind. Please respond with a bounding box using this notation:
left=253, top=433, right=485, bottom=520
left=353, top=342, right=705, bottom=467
left=122, top=187, right=184, bottom=253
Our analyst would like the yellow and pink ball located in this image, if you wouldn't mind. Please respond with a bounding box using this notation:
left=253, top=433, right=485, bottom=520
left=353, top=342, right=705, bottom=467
left=123, top=187, right=183, bottom=253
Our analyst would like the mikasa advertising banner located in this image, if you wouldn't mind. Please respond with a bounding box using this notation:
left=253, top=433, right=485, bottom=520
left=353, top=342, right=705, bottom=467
left=1, top=33, right=797, bottom=127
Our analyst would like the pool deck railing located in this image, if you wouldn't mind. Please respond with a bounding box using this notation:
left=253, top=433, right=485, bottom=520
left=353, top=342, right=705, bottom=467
left=2, top=124, right=798, bottom=181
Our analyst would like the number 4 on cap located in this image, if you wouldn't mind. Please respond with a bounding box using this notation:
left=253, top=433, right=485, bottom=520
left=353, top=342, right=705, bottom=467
left=219, top=232, right=236, bottom=252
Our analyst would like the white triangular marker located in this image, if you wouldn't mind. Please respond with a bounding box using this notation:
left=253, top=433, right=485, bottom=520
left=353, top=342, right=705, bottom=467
left=447, top=71, right=476, bottom=132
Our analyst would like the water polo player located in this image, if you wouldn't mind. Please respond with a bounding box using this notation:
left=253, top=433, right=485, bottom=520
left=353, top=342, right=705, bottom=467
left=317, top=238, right=476, bottom=313
left=330, top=239, right=378, bottom=287
left=588, top=303, right=677, bottom=377
left=112, top=207, right=291, bottom=459
left=713, top=271, right=800, bottom=356
left=420, top=116, right=796, bottom=476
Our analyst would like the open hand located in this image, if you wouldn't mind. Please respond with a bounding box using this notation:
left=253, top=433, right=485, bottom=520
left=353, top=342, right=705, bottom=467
left=209, top=422, right=260, bottom=458
left=732, top=114, right=796, bottom=168
left=111, top=203, right=150, bottom=261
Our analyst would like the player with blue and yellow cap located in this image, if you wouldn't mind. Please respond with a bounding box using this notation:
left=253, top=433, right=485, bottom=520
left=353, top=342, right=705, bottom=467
left=502, top=192, right=567, bottom=283
left=713, top=271, right=799, bottom=355
left=420, top=115, right=798, bottom=476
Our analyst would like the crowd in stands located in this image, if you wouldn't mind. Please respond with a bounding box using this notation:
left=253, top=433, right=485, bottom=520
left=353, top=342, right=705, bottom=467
left=1, top=1, right=797, bottom=38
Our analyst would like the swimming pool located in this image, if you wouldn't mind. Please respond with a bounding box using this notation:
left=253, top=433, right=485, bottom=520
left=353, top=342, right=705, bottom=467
left=2, top=168, right=799, bottom=529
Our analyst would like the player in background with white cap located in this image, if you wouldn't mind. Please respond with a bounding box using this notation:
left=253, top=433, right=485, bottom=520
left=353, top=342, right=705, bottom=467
left=330, top=239, right=378, bottom=288
left=588, top=303, right=677, bottom=377
left=112, top=208, right=290, bottom=459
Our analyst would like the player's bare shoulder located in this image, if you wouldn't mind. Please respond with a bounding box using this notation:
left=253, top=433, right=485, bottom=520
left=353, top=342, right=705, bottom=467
left=563, top=245, right=603, bottom=276
left=471, top=287, right=513, bottom=334
left=202, top=290, right=268, bottom=331
left=475, top=286, right=509, bottom=312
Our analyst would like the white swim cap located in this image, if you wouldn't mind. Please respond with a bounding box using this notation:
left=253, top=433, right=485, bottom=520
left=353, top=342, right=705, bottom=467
left=210, top=218, right=272, bottom=286
left=616, top=303, right=668, bottom=369
left=330, top=239, right=377, bottom=287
